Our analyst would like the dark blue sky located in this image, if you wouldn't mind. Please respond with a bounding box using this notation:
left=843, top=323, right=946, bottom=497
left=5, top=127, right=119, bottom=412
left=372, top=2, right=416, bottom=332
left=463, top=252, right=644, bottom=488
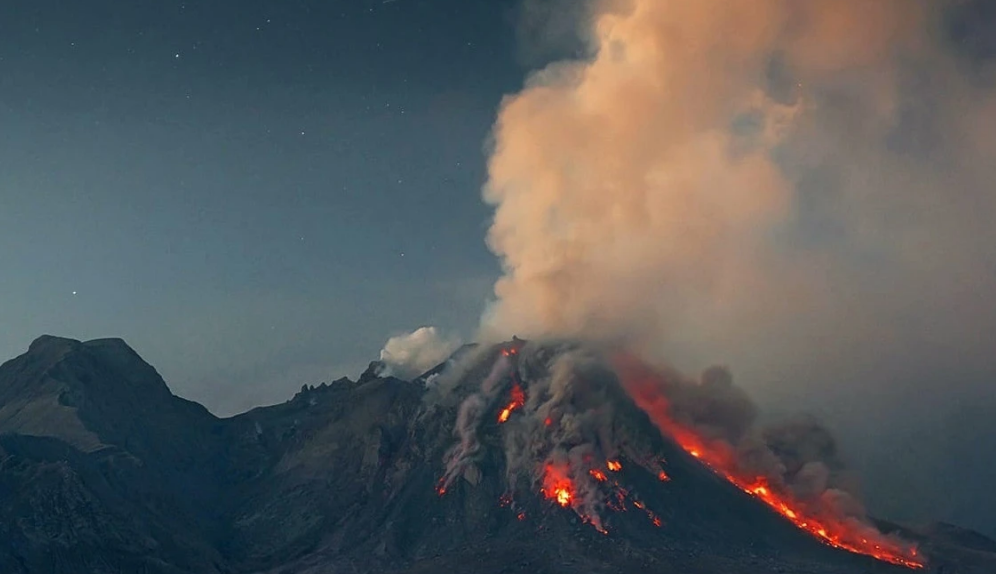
left=0, top=0, right=533, bottom=414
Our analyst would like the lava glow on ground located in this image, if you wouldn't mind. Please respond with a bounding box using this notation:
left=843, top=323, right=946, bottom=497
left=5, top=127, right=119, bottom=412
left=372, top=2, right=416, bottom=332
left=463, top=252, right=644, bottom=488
left=438, top=348, right=923, bottom=570
left=615, top=358, right=925, bottom=569
left=497, top=383, right=526, bottom=423
left=541, top=463, right=575, bottom=508
left=538, top=461, right=662, bottom=534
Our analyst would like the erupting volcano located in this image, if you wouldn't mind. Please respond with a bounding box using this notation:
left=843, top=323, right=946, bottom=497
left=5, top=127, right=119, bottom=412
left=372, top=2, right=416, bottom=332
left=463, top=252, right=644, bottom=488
left=435, top=341, right=928, bottom=571
left=2, top=335, right=988, bottom=574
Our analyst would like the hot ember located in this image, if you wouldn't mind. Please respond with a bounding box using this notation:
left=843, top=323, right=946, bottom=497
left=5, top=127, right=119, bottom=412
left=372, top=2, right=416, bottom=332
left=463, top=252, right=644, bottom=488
left=541, top=463, right=576, bottom=508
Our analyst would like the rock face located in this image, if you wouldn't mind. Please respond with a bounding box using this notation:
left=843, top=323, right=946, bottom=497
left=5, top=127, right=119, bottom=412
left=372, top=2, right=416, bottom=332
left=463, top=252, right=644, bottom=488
left=0, top=335, right=992, bottom=574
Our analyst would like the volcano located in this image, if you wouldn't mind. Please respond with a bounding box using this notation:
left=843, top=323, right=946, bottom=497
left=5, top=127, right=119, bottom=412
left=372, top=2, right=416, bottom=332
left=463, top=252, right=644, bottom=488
left=0, top=336, right=992, bottom=574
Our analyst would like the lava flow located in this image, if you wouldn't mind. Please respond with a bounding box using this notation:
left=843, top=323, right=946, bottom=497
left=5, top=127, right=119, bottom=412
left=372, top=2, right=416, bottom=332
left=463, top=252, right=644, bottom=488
left=497, top=383, right=526, bottom=423
left=615, top=358, right=925, bottom=569
left=537, top=460, right=663, bottom=533
left=541, top=463, right=576, bottom=508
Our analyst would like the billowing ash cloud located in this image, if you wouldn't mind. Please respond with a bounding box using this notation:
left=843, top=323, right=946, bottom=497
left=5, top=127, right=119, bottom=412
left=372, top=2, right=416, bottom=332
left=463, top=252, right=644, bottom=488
left=379, top=327, right=462, bottom=379
left=478, top=0, right=996, bottom=393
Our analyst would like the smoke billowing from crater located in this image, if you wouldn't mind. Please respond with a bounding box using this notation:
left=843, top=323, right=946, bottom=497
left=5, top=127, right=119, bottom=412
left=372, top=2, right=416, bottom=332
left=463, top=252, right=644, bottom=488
left=478, top=0, right=996, bottom=389
left=380, top=327, right=462, bottom=380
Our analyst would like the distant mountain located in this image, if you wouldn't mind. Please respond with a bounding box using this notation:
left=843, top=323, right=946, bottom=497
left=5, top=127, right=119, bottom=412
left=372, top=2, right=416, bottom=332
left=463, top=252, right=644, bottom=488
left=0, top=335, right=992, bottom=574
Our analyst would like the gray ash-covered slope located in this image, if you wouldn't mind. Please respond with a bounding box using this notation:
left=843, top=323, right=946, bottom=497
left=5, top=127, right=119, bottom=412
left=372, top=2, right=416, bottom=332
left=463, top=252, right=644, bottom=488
left=0, top=336, right=992, bottom=574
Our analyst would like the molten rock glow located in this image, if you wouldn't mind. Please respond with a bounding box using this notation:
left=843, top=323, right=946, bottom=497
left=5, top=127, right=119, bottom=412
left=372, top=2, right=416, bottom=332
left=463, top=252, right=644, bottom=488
left=614, top=356, right=924, bottom=568
left=435, top=344, right=924, bottom=569
left=438, top=343, right=670, bottom=536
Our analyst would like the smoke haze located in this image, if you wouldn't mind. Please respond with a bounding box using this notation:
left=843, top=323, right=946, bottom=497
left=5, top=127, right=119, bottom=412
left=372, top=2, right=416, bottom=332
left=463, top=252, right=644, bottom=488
left=380, top=327, right=462, bottom=379
left=480, top=0, right=996, bottom=534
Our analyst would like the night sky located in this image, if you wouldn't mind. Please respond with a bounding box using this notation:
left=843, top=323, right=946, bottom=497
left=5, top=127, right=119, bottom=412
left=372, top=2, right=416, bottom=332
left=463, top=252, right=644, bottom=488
left=2, top=0, right=996, bottom=538
left=1, top=0, right=535, bottom=414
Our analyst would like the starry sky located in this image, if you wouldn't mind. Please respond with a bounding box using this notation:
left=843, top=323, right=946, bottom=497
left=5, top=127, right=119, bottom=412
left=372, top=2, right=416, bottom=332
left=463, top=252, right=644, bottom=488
left=0, top=0, right=544, bottom=415
left=2, top=0, right=996, bottom=538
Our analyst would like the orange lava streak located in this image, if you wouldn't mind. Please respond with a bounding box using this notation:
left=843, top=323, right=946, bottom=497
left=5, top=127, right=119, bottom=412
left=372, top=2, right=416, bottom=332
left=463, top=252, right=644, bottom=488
left=615, top=358, right=925, bottom=569
left=607, top=460, right=622, bottom=472
left=589, top=469, right=608, bottom=482
left=497, top=383, right=526, bottom=423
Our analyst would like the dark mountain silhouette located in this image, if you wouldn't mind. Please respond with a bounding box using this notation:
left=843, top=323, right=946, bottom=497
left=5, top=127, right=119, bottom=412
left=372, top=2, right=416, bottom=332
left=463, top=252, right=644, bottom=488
left=0, top=335, right=991, bottom=574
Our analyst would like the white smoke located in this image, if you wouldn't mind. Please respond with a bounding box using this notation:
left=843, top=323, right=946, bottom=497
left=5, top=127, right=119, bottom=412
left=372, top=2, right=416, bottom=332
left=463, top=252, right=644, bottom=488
left=379, top=327, right=462, bottom=380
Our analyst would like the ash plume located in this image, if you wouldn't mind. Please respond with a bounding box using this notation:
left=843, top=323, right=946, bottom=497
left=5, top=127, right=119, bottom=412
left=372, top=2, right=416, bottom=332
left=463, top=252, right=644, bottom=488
left=478, top=0, right=996, bottom=401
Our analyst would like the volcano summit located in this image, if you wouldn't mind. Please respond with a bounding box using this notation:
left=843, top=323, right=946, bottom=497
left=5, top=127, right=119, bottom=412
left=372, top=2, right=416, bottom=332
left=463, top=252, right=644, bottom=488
left=0, top=335, right=992, bottom=574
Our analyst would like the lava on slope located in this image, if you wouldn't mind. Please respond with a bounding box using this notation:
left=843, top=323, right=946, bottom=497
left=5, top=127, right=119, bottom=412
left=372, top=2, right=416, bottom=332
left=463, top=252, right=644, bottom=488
left=437, top=342, right=668, bottom=535
left=613, top=355, right=925, bottom=569
left=434, top=341, right=923, bottom=570
left=497, top=382, right=526, bottom=424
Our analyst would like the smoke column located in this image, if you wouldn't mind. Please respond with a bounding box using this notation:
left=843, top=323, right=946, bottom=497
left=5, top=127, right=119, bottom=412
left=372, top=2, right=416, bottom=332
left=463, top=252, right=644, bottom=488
left=479, top=0, right=996, bottom=390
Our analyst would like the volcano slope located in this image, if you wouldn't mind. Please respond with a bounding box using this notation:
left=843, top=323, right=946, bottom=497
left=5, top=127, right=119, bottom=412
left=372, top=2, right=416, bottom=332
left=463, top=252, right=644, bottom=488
left=0, top=336, right=992, bottom=574
left=265, top=341, right=985, bottom=574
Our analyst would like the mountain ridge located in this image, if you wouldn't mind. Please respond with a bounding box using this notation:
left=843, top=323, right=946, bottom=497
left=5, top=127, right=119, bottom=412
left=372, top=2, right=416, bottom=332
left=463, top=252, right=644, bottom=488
left=0, top=335, right=992, bottom=574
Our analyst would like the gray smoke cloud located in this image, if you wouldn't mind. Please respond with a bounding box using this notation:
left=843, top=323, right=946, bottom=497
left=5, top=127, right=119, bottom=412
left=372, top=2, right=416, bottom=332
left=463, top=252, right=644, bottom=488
left=439, top=351, right=514, bottom=488
left=480, top=0, right=996, bottom=388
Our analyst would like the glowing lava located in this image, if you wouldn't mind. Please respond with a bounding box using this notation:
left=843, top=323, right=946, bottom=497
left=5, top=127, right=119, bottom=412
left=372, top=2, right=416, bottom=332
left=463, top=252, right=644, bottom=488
left=555, top=487, right=573, bottom=506
left=497, top=383, right=526, bottom=423
left=615, top=358, right=925, bottom=569
left=542, top=464, right=576, bottom=508
left=589, top=469, right=608, bottom=482
left=607, top=460, right=622, bottom=472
